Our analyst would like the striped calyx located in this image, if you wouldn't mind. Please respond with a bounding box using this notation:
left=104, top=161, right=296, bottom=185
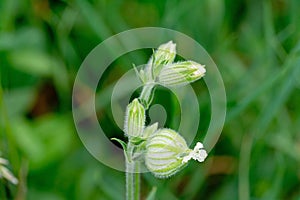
left=145, top=129, right=190, bottom=178
left=144, top=41, right=177, bottom=80
left=158, top=61, right=206, bottom=87
left=151, top=41, right=176, bottom=66
left=124, top=98, right=145, bottom=137
left=145, top=129, right=208, bottom=178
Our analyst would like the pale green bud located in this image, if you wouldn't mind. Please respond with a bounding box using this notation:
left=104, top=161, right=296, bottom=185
left=145, top=128, right=207, bottom=178
left=153, top=41, right=176, bottom=66
left=157, top=61, right=206, bottom=87
left=124, top=98, right=145, bottom=137
left=146, top=41, right=177, bottom=78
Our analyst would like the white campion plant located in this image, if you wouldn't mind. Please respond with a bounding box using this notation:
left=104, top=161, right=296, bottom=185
left=113, top=41, right=207, bottom=200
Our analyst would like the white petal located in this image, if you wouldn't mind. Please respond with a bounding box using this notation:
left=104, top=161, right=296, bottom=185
left=194, top=142, right=204, bottom=150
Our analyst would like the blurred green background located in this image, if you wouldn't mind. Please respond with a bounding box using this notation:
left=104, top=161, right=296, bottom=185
left=1, top=0, right=300, bottom=199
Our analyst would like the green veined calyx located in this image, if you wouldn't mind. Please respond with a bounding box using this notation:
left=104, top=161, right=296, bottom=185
left=144, top=41, right=177, bottom=80
left=124, top=98, right=145, bottom=137
left=150, top=41, right=176, bottom=67
left=157, top=61, right=206, bottom=87
left=145, top=128, right=208, bottom=178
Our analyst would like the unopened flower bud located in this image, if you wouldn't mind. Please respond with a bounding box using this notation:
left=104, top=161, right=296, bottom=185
left=124, top=98, right=145, bottom=137
left=158, top=61, right=206, bottom=87
left=153, top=41, right=176, bottom=66
left=146, top=41, right=177, bottom=78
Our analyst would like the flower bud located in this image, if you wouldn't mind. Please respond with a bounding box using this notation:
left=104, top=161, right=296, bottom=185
left=157, top=61, right=206, bottom=87
left=146, top=41, right=177, bottom=78
left=124, top=98, right=145, bottom=137
left=145, top=128, right=208, bottom=178
left=153, top=41, right=176, bottom=66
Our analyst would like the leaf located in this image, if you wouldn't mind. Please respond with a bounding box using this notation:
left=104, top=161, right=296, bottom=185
left=111, top=138, right=127, bottom=150
left=132, top=63, right=145, bottom=84
left=10, top=115, right=73, bottom=170
left=143, top=122, right=158, bottom=138
left=111, top=138, right=128, bottom=161
left=7, top=50, right=53, bottom=76
left=146, top=187, right=157, bottom=200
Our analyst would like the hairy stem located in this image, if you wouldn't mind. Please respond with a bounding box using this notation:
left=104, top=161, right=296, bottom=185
left=134, top=161, right=140, bottom=200
left=126, top=144, right=140, bottom=200
left=126, top=81, right=156, bottom=199
left=126, top=160, right=134, bottom=200
left=139, top=83, right=155, bottom=109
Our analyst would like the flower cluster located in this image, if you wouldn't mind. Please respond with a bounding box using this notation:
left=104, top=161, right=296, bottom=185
left=121, top=41, right=207, bottom=178
left=136, top=41, right=206, bottom=87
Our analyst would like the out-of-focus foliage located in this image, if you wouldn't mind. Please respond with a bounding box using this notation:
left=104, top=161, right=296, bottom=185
left=0, top=0, right=300, bottom=199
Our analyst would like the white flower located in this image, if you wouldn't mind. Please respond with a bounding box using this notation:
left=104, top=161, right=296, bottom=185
left=182, top=142, right=208, bottom=163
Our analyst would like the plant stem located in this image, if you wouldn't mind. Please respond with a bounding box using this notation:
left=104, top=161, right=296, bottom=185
left=126, top=144, right=140, bottom=200
left=126, top=81, right=156, bottom=200
left=126, top=159, right=134, bottom=200
left=139, top=83, right=155, bottom=109
left=134, top=161, right=140, bottom=200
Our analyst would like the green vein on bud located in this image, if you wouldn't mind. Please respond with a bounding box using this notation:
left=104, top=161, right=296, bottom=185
left=124, top=98, right=145, bottom=138
left=158, top=61, right=206, bottom=87
left=145, top=128, right=208, bottom=178
left=145, top=129, right=188, bottom=178
left=145, top=41, right=177, bottom=80
left=153, top=41, right=176, bottom=66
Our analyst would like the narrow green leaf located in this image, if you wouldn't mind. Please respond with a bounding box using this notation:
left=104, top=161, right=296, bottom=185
left=111, top=138, right=127, bottom=150
left=146, top=187, right=157, bottom=200
left=111, top=138, right=128, bottom=162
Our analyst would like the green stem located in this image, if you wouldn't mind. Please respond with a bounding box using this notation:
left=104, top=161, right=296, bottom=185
left=139, top=83, right=155, bottom=109
left=134, top=161, right=140, bottom=200
left=126, top=81, right=156, bottom=200
left=126, top=144, right=140, bottom=200
left=126, top=160, right=134, bottom=200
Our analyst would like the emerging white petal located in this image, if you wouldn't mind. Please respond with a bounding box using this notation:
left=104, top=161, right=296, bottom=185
left=182, top=142, right=208, bottom=163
